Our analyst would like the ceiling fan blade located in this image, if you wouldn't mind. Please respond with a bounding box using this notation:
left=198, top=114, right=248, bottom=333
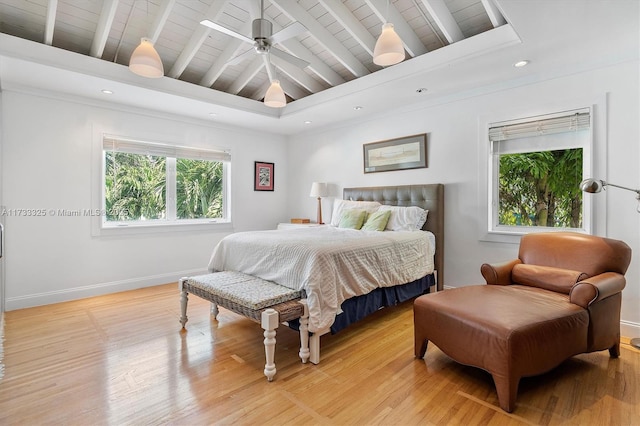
left=270, top=22, right=307, bottom=45
left=226, top=49, right=255, bottom=66
left=270, top=47, right=310, bottom=69
left=200, top=19, right=254, bottom=44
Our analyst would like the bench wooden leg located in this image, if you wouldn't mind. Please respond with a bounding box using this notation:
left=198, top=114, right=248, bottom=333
left=210, top=303, right=219, bottom=319
left=298, top=300, right=310, bottom=364
left=261, top=308, right=279, bottom=381
left=309, top=333, right=320, bottom=365
left=179, top=279, right=189, bottom=329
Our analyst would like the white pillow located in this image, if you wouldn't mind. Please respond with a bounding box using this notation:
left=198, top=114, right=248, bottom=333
left=378, top=205, right=428, bottom=231
left=330, top=200, right=381, bottom=227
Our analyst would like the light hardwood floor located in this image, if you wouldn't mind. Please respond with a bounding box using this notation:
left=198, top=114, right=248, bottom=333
left=0, top=283, right=638, bottom=425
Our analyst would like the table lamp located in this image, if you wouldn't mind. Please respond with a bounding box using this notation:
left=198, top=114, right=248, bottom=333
left=309, top=182, right=328, bottom=224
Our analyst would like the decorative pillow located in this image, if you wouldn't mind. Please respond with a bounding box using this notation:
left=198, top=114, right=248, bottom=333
left=377, top=205, right=428, bottom=231
left=330, top=199, right=381, bottom=227
left=512, top=264, right=589, bottom=294
left=361, top=210, right=391, bottom=231
left=338, top=209, right=368, bottom=229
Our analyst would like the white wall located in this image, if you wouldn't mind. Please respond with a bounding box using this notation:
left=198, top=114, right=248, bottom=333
left=1, top=90, right=289, bottom=309
left=287, top=60, right=640, bottom=338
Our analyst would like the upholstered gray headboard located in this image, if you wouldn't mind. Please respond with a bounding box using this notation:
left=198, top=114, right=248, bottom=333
left=343, top=184, right=444, bottom=291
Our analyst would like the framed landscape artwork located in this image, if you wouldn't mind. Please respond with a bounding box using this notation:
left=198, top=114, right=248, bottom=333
left=363, top=134, right=427, bottom=173
left=254, top=161, right=274, bottom=191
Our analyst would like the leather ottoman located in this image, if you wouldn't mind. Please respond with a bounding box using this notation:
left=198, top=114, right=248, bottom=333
left=414, top=285, right=590, bottom=412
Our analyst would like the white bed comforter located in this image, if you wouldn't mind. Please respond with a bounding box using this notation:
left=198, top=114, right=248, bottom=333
left=207, top=226, right=435, bottom=332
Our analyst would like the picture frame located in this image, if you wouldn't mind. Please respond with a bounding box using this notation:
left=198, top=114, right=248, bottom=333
left=254, top=161, right=274, bottom=191
left=363, top=134, right=427, bottom=173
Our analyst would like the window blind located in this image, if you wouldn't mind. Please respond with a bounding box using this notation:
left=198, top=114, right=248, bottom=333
left=103, top=135, right=231, bottom=162
left=489, top=110, right=590, bottom=142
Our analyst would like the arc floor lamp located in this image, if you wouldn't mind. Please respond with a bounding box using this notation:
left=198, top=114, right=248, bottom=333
left=580, top=178, right=640, bottom=349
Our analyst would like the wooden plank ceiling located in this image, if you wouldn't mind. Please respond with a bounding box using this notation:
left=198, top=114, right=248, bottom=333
left=0, top=0, right=503, bottom=104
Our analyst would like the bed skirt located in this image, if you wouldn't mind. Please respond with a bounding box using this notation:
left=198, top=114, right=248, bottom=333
left=289, top=274, right=434, bottom=334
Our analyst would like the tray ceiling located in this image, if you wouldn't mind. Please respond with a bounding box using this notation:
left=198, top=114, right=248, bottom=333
left=0, top=0, right=502, bottom=105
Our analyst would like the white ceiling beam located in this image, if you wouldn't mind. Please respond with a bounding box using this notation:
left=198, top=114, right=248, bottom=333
left=418, top=0, right=464, bottom=44
left=90, top=0, right=119, bottom=58
left=44, top=0, right=58, bottom=45
left=279, top=78, right=308, bottom=100
left=481, top=0, right=507, bottom=27
left=318, top=0, right=377, bottom=56
left=262, top=54, right=275, bottom=82
left=226, top=55, right=264, bottom=94
left=271, top=55, right=325, bottom=93
left=167, top=0, right=228, bottom=78
left=279, top=39, right=345, bottom=86
left=249, top=80, right=271, bottom=101
left=199, top=21, right=252, bottom=87
left=149, top=0, right=175, bottom=43
left=270, top=0, right=370, bottom=77
left=198, top=2, right=259, bottom=87
left=365, top=0, right=428, bottom=57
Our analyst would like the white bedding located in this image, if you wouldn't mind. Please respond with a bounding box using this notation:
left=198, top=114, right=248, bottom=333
left=207, top=226, right=435, bottom=332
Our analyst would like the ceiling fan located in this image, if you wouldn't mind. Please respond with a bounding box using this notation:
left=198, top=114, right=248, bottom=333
left=200, top=1, right=310, bottom=70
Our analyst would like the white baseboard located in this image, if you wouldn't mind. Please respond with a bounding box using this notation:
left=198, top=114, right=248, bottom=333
left=5, top=269, right=208, bottom=311
left=621, top=320, right=640, bottom=341
left=0, top=312, right=4, bottom=380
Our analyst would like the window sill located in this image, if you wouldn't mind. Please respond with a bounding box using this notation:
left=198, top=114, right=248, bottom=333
left=480, top=226, right=589, bottom=244
left=92, top=219, right=233, bottom=237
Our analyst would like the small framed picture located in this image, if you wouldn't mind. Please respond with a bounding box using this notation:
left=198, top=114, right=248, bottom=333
left=254, top=161, right=274, bottom=191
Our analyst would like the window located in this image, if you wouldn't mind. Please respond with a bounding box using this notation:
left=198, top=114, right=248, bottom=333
left=102, top=135, right=230, bottom=228
left=488, top=109, right=591, bottom=234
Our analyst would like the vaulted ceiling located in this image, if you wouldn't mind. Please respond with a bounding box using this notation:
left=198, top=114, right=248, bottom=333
left=0, top=0, right=502, bottom=103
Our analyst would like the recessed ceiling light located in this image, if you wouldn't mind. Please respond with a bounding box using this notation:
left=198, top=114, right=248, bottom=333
left=514, top=60, right=529, bottom=68
left=101, top=89, right=113, bottom=94
left=304, top=120, right=312, bottom=124
left=416, top=88, right=428, bottom=93
left=354, top=106, right=363, bottom=110
left=209, top=112, right=217, bottom=117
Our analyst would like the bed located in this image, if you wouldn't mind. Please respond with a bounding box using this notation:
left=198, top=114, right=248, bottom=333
left=208, top=183, right=444, bottom=363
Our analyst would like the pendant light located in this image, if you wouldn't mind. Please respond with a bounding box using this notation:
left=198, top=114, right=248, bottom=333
left=373, top=0, right=405, bottom=66
left=264, top=80, right=286, bottom=108
left=129, top=37, right=164, bottom=78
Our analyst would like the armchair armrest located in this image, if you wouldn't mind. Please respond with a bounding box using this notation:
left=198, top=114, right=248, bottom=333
left=480, top=259, right=522, bottom=285
left=569, top=272, right=627, bottom=308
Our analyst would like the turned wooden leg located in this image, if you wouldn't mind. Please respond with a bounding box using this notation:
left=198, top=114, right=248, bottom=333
left=210, top=303, right=219, bottom=319
left=261, top=308, right=279, bottom=381
left=179, top=279, right=189, bottom=329
left=298, top=300, right=310, bottom=364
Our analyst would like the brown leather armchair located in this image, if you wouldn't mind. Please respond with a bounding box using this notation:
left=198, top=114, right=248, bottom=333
left=414, top=232, right=631, bottom=412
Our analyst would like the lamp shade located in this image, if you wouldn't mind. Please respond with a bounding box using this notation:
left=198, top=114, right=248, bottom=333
left=373, top=23, right=405, bottom=66
left=580, top=178, right=604, bottom=193
left=309, top=182, right=328, bottom=198
left=264, top=80, right=286, bottom=108
left=129, top=38, right=164, bottom=78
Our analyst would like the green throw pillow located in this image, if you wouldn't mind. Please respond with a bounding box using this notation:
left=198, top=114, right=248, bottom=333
left=338, top=209, right=367, bottom=229
left=361, top=210, right=391, bottom=231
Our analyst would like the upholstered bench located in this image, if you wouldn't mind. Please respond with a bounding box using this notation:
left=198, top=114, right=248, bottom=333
left=179, top=271, right=310, bottom=381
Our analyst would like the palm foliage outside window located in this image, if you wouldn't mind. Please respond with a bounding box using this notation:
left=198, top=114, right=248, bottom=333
left=176, top=158, right=224, bottom=219
left=489, top=109, right=590, bottom=233
left=498, top=149, right=583, bottom=228
left=103, top=136, right=229, bottom=226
